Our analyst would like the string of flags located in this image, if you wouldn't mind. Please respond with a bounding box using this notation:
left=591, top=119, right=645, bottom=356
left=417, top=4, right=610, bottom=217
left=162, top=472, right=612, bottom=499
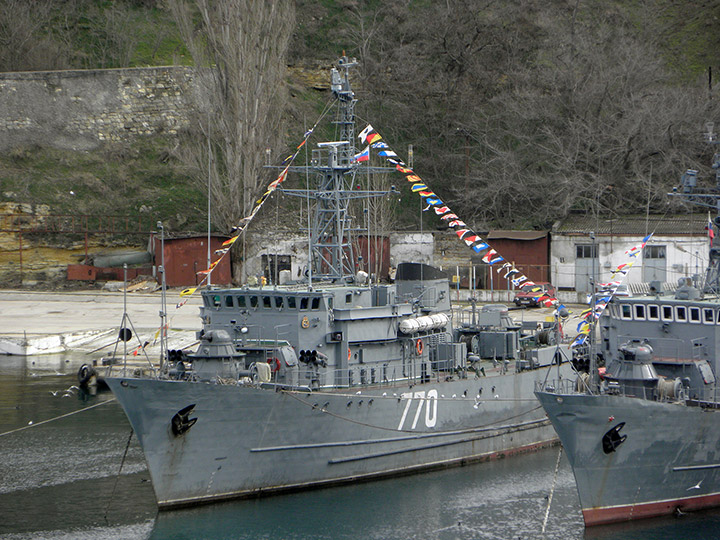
left=173, top=122, right=324, bottom=308
left=571, top=233, right=653, bottom=348
left=357, top=124, right=563, bottom=310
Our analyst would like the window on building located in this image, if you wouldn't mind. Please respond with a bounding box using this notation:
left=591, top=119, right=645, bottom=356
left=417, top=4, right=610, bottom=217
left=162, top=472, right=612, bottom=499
left=576, top=244, right=598, bottom=258
left=644, top=245, right=666, bottom=259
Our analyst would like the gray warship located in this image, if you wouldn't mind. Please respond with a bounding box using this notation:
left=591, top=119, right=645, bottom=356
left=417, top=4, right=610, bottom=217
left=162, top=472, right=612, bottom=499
left=105, top=56, right=572, bottom=509
left=536, top=128, right=720, bottom=526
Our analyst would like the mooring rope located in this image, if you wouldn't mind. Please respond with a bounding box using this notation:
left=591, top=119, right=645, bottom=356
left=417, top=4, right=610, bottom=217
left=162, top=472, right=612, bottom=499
left=541, top=445, right=563, bottom=536
left=104, top=427, right=134, bottom=525
left=0, top=398, right=116, bottom=438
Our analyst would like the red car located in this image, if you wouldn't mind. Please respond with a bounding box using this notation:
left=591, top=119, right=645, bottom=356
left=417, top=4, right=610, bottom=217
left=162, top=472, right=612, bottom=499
left=513, top=282, right=556, bottom=307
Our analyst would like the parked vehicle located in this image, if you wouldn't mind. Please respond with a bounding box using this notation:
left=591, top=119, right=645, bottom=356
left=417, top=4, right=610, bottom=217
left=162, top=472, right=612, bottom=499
left=513, top=282, right=555, bottom=307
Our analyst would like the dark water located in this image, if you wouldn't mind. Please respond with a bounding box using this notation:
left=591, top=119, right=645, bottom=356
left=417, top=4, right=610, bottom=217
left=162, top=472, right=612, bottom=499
left=2, top=354, right=720, bottom=540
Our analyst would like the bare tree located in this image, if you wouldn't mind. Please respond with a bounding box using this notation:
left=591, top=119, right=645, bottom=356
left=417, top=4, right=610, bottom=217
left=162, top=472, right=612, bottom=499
left=0, top=0, right=65, bottom=71
left=169, top=0, right=294, bottom=277
left=346, top=0, right=720, bottom=231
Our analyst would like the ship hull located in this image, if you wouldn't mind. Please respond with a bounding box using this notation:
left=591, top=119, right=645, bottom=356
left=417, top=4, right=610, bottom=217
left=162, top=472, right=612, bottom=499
left=106, top=365, right=568, bottom=508
left=535, top=391, right=720, bottom=526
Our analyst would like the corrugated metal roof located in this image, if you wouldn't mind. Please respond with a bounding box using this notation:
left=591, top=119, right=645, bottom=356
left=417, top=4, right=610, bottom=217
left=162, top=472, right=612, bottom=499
left=487, top=230, right=548, bottom=241
left=553, top=214, right=707, bottom=235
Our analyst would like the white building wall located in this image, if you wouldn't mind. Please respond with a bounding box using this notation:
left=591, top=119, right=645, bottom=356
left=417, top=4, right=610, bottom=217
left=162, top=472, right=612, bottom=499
left=551, top=234, right=709, bottom=290
left=389, top=232, right=434, bottom=266
left=244, top=232, right=307, bottom=281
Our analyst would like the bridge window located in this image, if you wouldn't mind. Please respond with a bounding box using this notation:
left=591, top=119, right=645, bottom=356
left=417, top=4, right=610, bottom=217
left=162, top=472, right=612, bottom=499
left=675, top=306, right=687, bottom=322
left=703, top=308, right=715, bottom=324
left=633, top=304, right=645, bottom=320
left=212, top=295, right=221, bottom=308
left=621, top=305, right=632, bottom=320
left=225, top=296, right=234, bottom=308
left=236, top=296, right=246, bottom=308
left=346, top=293, right=352, bottom=304
left=647, top=304, right=659, bottom=321
left=689, top=307, right=701, bottom=324
left=275, top=296, right=284, bottom=309
left=263, top=296, right=272, bottom=308
left=311, top=297, right=320, bottom=310
left=250, top=296, right=259, bottom=308
left=300, top=297, right=309, bottom=310
left=661, top=305, right=673, bottom=321
left=287, top=296, right=297, bottom=309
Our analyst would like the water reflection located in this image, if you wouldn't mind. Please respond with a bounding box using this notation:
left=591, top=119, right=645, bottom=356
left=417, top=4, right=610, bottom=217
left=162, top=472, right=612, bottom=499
left=150, top=450, right=585, bottom=540
left=2, top=353, right=719, bottom=540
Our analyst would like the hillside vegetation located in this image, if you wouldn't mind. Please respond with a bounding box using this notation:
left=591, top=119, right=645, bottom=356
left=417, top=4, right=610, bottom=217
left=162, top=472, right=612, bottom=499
left=1, top=0, right=720, bottom=235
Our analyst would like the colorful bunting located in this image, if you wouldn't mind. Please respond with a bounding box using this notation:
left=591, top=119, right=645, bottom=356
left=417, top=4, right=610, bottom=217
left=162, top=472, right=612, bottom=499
left=358, top=123, right=561, bottom=310
left=571, top=234, right=654, bottom=348
left=448, top=220, right=467, bottom=228
left=358, top=124, right=375, bottom=144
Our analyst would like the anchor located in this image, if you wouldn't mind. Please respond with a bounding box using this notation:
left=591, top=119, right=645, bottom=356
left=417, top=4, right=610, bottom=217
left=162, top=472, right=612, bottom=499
left=601, top=422, right=627, bottom=454
left=171, top=404, right=198, bottom=436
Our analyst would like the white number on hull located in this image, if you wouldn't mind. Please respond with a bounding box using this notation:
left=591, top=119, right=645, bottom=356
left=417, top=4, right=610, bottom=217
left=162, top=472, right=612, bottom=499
left=397, top=389, right=438, bottom=430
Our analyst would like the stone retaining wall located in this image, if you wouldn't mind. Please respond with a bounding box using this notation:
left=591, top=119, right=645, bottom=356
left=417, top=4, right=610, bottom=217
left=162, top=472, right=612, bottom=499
left=0, top=66, right=197, bottom=151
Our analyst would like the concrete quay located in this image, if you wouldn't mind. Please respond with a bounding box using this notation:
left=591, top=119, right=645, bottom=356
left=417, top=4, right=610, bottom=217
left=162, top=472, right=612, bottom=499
left=0, top=289, right=580, bottom=357
left=0, top=289, right=202, bottom=355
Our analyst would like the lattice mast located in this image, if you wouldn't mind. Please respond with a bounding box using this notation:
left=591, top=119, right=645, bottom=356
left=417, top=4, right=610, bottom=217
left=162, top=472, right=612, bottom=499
left=284, top=56, right=390, bottom=281
left=670, top=122, right=720, bottom=294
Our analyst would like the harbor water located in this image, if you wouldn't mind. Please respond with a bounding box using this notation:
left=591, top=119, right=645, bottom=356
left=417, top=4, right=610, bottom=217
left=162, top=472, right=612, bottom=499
left=2, top=353, right=720, bottom=540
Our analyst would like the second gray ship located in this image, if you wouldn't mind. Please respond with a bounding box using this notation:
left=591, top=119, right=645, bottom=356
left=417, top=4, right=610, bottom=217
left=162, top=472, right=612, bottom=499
left=536, top=127, right=720, bottom=526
